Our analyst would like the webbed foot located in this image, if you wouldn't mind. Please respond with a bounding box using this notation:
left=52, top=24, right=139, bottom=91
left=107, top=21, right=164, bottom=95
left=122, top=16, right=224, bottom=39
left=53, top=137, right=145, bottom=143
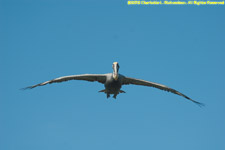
left=119, top=90, right=126, bottom=93
left=113, top=94, right=117, bottom=99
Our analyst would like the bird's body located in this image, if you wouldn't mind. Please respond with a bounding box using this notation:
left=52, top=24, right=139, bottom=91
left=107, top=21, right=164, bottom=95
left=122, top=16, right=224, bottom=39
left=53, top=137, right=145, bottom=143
left=23, top=62, right=204, bottom=106
left=100, top=73, right=124, bottom=98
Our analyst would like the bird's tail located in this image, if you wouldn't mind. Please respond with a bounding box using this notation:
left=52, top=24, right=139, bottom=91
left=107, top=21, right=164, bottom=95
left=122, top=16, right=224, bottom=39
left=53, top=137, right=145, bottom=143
left=98, top=89, right=126, bottom=93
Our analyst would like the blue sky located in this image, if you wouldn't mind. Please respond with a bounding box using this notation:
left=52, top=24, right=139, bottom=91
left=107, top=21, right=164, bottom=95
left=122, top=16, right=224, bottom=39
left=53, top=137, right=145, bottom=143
left=1, top=0, right=225, bottom=150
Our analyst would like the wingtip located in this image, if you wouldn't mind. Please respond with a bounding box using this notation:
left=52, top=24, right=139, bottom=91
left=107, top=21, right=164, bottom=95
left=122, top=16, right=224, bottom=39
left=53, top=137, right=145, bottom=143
left=194, top=101, right=205, bottom=108
left=20, top=86, right=33, bottom=90
left=183, top=95, right=205, bottom=107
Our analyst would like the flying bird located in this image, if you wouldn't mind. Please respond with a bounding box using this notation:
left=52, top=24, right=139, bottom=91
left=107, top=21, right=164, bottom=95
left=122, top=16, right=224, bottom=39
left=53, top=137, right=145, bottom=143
left=23, top=62, right=204, bottom=106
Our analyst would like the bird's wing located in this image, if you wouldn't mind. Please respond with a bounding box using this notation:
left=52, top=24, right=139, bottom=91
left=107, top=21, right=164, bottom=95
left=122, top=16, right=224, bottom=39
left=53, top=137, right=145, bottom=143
left=23, top=74, right=107, bottom=89
left=122, top=77, right=204, bottom=107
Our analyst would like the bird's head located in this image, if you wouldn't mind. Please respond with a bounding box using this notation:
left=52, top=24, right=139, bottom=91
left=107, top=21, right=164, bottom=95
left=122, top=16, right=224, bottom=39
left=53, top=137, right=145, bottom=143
left=112, top=62, right=120, bottom=80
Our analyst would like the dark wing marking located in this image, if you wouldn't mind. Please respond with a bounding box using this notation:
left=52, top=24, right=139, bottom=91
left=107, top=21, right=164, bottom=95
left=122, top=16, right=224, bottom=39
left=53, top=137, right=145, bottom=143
left=122, top=77, right=204, bottom=107
left=22, top=74, right=106, bottom=89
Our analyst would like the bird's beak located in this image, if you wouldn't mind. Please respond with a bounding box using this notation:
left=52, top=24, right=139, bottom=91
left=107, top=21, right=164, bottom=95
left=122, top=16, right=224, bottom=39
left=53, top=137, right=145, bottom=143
left=113, top=64, right=119, bottom=80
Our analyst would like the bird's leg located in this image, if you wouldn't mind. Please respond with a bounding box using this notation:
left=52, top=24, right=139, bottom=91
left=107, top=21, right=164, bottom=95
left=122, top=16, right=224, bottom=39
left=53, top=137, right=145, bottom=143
left=99, top=89, right=106, bottom=93
left=107, top=93, right=110, bottom=98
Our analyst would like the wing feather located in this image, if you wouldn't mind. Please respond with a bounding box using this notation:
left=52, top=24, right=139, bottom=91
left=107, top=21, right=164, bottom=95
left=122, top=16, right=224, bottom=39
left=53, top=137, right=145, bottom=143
left=23, top=74, right=106, bottom=89
left=122, top=77, right=204, bottom=107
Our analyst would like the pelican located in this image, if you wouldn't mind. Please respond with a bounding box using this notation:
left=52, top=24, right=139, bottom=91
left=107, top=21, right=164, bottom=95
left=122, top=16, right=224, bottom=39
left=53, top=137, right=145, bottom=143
left=23, top=62, right=204, bottom=106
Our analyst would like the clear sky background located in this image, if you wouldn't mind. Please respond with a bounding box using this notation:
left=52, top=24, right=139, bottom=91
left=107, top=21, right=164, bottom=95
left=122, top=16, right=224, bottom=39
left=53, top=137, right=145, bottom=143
left=1, top=0, right=225, bottom=150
